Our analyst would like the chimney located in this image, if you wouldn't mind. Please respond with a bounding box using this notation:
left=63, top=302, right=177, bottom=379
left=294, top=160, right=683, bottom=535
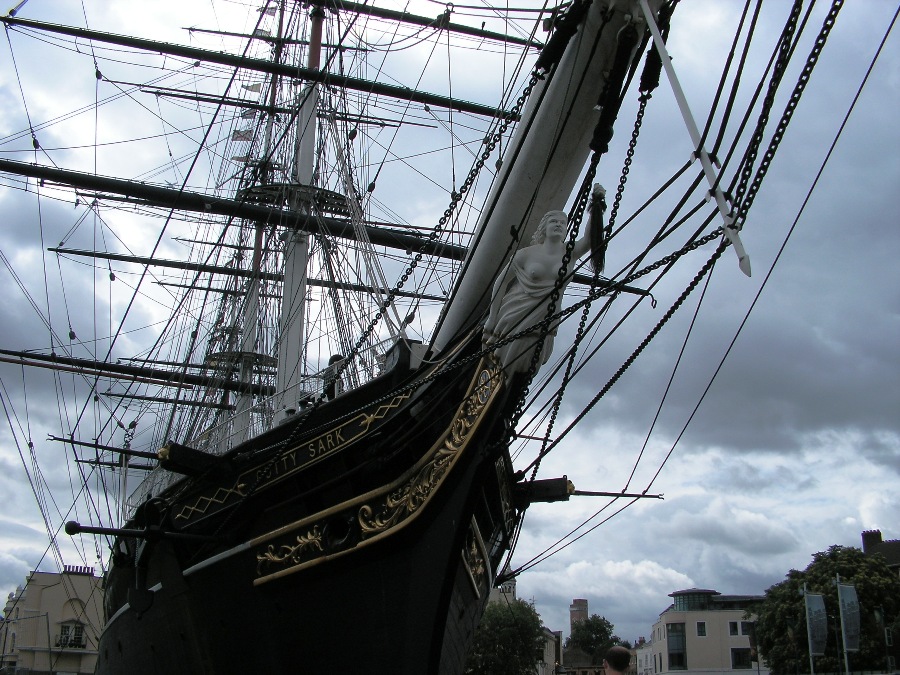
left=861, top=530, right=883, bottom=553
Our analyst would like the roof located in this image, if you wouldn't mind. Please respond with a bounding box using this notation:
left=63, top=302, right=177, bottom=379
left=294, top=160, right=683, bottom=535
left=669, top=588, right=721, bottom=597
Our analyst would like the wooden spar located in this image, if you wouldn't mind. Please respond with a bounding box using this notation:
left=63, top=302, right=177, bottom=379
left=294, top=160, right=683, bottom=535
left=0, top=353, right=196, bottom=390
left=185, top=3, right=542, bottom=50
left=320, top=0, right=543, bottom=49
left=183, top=27, right=366, bottom=50
left=46, top=239, right=643, bottom=300
left=0, top=349, right=276, bottom=397
left=103, top=392, right=236, bottom=411
left=47, top=435, right=159, bottom=460
left=0, top=15, right=514, bottom=120
left=0, top=158, right=460, bottom=258
left=76, top=459, right=155, bottom=470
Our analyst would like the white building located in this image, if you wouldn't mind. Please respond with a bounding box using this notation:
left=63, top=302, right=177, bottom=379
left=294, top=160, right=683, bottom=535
left=0, top=566, right=103, bottom=675
left=648, top=588, right=769, bottom=675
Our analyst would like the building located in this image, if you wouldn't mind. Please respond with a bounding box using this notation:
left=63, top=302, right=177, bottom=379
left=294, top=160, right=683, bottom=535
left=636, top=639, right=655, bottom=675
left=861, top=530, right=900, bottom=672
left=0, top=566, right=103, bottom=675
left=648, top=588, right=768, bottom=675
left=862, top=529, right=900, bottom=577
left=537, top=627, right=564, bottom=675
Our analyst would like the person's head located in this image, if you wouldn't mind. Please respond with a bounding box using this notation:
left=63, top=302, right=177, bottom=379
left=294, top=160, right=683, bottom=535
left=531, top=210, right=568, bottom=244
left=604, top=645, right=631, bottom=673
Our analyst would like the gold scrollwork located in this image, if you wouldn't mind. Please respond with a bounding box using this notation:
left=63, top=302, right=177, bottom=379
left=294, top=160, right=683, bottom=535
left=254, top=358, right=502, bottom=584
left=358, top=370, right=493, bottom=537
left=255, top=526, right=324, bottom=575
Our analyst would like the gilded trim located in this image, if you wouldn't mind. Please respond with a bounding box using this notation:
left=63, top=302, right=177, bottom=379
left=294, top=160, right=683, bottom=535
left=462, top=517, right=489, bottom=598
left=253, top=356, right=503, bottom=585
left=172, top=393, right=410, bottom=522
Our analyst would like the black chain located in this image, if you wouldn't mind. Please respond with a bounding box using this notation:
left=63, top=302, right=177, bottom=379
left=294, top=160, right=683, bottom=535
left=731, top=0, right=803, bottom=222
left=524, top=237, right=728, bottom=474
left=734, top=0, right=844, bottom=230
left=517, top=0, right=847, bottom=472
left=502, top=153, right=601, bottom=457
left=527, top=91, right=649, bottom=481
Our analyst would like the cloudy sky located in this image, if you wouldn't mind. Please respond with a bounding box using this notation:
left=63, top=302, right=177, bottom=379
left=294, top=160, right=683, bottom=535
left=1, top=0, right=898, bottom=648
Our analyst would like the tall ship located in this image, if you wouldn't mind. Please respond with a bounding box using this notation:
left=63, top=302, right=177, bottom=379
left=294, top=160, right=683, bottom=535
left=0, top=0, right=893, bottom=673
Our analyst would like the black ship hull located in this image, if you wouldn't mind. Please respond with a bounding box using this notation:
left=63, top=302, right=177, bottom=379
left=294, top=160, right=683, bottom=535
left=96, top=336, right=518, bottom=674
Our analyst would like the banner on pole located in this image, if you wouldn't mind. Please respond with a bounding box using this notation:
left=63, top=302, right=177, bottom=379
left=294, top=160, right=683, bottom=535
left=838, top=584, right=860, bottom=652
left=805, top=593, right=828, bottom=656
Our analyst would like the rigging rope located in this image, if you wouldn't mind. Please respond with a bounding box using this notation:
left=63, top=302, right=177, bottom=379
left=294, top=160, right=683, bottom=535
left=505, top=0, right=853, bottom=575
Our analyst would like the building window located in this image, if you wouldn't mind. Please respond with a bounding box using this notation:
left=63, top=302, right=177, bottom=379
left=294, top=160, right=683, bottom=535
left=667, top=623, right=687, bottom=670
left=57, top=622, right=85, bottom=649
left=732, top=648, right=753, bottom=669
left=886, top=628, right=893, bottom=647
left=697, top=622, right=707, bottom=637
left=741, top=621, right=753, bottom=636
left=674, top=593, right=711, bottom=611
left=729, top=621, right=739, bottom=636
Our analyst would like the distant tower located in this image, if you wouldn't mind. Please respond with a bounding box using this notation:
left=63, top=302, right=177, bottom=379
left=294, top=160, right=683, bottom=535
left=488, top=564, right=517, bottom=604
left=570, top=598, right=588, bottom=632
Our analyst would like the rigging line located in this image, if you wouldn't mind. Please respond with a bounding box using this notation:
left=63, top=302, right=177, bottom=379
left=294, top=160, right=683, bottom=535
left=446, top=18, right=456, bottom=192
left=364, top=17, right=443, bottom=198
left=698, top=0, right=758, bottom=154
left=724, top=0, right=803, bottom=205
left=2, top=24, right=58, bottom=168
left=64, top=20, right=273, bottom=444
left=709, top=5, right=763, bottom=162
left=644, top=0, right=900, bottom=495
left=54, top=246, right=77, bottom=346
left=4, top=30, right=61, bottom=358
left=519, top=234, right=729, bottom=477
left=623, top=257, right=716, bottom=492
left=0, top=61, right=204, bottom=148
left=0, top=386, right=67, bottom=568
left=20, top=120, right=228, bottom=153
left=94, top=45, right=102, bottom=365
left=512, top=497, right=640, bottom=577
left=607, top=159, right=692, bottom=237
left=734, top=0, right=845, bottom=231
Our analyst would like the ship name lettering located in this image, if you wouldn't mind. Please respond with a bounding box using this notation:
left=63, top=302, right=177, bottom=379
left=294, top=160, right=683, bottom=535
left=308, top=427, right=347, bottom=458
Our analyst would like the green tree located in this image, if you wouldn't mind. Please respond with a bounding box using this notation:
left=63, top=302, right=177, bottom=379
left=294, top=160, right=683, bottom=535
left=465, top=598, right=545, bottom=675
left=754, top=545, right=900, bottom=675
left=564, top=613, right=620, bottom=665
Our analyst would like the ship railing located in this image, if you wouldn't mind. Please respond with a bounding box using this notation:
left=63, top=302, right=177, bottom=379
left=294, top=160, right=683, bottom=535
left=124, top=342, right=391, bottom=513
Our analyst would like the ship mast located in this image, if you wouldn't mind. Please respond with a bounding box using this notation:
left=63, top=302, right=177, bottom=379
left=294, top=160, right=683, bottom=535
left=232, top=6, right=291, bottom=442
left=274, top=4, right=324, bottom=422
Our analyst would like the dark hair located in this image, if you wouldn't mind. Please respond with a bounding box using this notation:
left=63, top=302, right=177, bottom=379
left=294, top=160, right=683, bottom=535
left=605, top=645, right=631, bottom=672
